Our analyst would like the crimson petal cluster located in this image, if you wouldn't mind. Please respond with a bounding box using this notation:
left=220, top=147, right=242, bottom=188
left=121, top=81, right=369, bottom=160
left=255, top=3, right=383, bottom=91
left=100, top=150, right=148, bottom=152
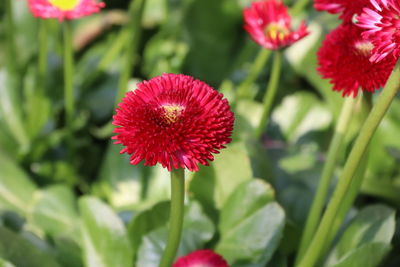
left=27, top=0, right=105, bottom=21
left=243, top=0, right=309, bottom=50
left=314, top=0, right=371, bottom=22
left=112, top=73, right=234, bottom=172
left=173, top=250, right=229, bottom=267
left=317, top=24, right=395, bottom=97
left=357, top=0, right=400, bottom=62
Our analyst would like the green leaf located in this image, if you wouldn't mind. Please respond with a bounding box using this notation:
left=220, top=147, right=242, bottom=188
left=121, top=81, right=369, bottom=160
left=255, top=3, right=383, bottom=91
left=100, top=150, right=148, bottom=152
left=128, top=201, right=170, bottom=259
left=31, top=185, right=79, bottom=239
left=0, top=227, right=60, bottom=267
left=328, top=243, right=391, bottom=267
left=0, top=258, right=16, bottom=267
left=0, top=151, right=36, bottom=215
left=272, top=92, right=332, bottom=143
left=95, top=143, right=144, bottom=209
left=219, top=179, right=275, bottom=233
left=190, top=142, right=253, bottom=213
left=135, top=201, right=215, bottom=266
left=79, top=196, right=133, bottom=267
left=326, top=204, right=395, bottom=266
left=216, top=202, right=285, bottom=265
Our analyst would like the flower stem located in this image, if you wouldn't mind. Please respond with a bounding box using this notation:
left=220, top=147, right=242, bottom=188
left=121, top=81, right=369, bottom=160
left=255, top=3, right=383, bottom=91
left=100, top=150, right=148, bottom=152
left=296, top=96, right=356, bottom=264
left=115, top=0, right=146, bottom=107
left=256, top=51, right=282, bottom=138
left=159, top=168, right=185, bottom=267
left=38, top=20, right=48, bottom=93
left=63, top=21, right=74, bottom=127
left=5, top=0, right=17, bottom=74
left=296, top=60, right=400, bottom=267
left=236, top=49, right=271, bottom=99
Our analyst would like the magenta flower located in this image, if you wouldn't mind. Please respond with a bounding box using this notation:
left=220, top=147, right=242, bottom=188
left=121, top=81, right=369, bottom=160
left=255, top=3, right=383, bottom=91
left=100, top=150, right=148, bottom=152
left=314, top=0, right=372, bottom=22
left=173, top=250, right=229, bottom=267
left=357, top=0, right=400, bottom=62
left=243, top=0, right=309, bottom=50
left=27, top=0, right=105, bottom=21
left=112, top=74, right=234, bottom=172
left=317, top=24, right=396, bottom=97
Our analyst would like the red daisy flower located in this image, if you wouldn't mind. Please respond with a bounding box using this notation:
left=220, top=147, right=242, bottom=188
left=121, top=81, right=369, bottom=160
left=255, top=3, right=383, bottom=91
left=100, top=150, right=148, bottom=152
left=27, top=0, right=105, bottom=21
left=317, top=23, right=396, bottom=96
left=357, top=0, right=400, bottom=62
left=173, top=250, right=229, bottom=267
left=112, top=74, right=234, bottom=172
left=243, top=0, right=309, bottom=50
left=314, top=0, right=371, bottom=22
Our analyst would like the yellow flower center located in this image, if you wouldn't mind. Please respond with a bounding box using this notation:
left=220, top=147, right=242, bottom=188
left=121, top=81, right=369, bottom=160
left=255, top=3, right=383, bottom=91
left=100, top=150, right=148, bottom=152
left=264, top=23, right=289, bottom=41
left=48, top=0, right=81, bottom=11
left=354, top=41, right=374, bottom=56
left=161, top=104, right=184, bottom=124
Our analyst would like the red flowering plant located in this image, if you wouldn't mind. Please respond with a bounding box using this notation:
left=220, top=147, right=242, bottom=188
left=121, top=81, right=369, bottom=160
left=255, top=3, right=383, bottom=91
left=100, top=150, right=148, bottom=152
left=173, top=250, right=229, bottom=267
left=314, top=0, right=372, bottom=22
left=113, top=73, right=234, bottom=266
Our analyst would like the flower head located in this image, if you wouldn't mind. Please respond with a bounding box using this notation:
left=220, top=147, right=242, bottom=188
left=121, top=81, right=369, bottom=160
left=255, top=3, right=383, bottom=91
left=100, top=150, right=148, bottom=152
left=173, top=250, right=229, bottom=267
left=112, top=74, right=234, bottom=172
left=243, top=0, right=309, bottom=50
left=314, top=0, right=371, bottom=22
left=27, top=0, right=105, bottom=21
left=357, top=0, right=400, bottom=62
left=317, top=24, right=396, bottom=96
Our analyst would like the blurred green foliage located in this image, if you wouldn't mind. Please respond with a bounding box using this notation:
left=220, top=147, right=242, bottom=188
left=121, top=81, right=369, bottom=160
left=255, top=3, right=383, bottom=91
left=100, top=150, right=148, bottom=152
left=0, top=0, right=399, bottom=266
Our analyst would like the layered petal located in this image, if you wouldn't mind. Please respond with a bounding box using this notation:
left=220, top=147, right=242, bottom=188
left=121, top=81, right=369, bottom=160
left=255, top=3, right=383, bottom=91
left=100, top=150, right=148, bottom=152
left=112, top=74, right=235, bottom=172
left=243, top=0, right=309, bottom=50
left=173, top=250, right=229, bottom=267
left=27, top=0, right=105, bottom=21
left=317, top=24, right=396, bottom=96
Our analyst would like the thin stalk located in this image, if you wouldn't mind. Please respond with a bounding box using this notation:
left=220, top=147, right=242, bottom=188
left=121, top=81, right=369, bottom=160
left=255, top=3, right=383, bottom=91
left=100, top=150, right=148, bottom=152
left=296, top=96, right=356, bottom=264
left=38, top=20, right=48, bottom=93
left=5, top=0, right=17, bottom=73
left=159, top=168, right=185, bottom=267
left=296, top=60, right=400, bottom=267
left=115, top=0, right=146, bottom=107
left=236, top=49, right=271, bottom=99
left=256, top=51, right=282, bottom=138
left=63, top=21, right=74, bottom=126
left=319, top=95, right=372, bottom=260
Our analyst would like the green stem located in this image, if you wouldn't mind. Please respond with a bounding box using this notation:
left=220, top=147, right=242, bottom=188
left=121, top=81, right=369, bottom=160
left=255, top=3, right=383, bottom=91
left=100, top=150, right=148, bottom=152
left=115, top=0, right=146, bottom=107
left=256, top=51, right=282, bottom=138
left=296, top=60, right=400, bottom=267
left=5, top=0, right=17, bottom=73
left=296, top=96, right=356, bottom=264
left=236, top=49, right=271, bottom=99
left=38, top=20, right=48, bottom=93
left=63, top=21, right=74, bottom=127
left=159, top=168, right=185, bottom=267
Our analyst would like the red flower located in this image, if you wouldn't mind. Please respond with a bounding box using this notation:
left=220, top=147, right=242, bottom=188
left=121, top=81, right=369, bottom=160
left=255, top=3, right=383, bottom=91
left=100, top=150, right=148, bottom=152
left=173, top=250, right=229, bottom=267
left=357, top=0, right=400, bottom=62
left=243, top=0, right=309, bottom=50
left=317, top=24, right=396, bottom=97
left=314, top=0, right=371, bottom=22
left=27, top=0, right=105, bottom=21
left=112, top=74, right=234, bottom=172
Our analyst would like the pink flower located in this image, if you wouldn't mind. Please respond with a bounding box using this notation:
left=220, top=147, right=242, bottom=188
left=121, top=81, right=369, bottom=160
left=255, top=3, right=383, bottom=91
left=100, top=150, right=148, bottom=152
left=357, top=0, right=400, bottom=62
left=317, top=24, right=396, bottom=96
left=173, top=250, right=229, bottom=267
left=112, top=74, right=234, bottom=172
left=27, top=0, right=105, bottom=21
left=243, top=0, right=309, bottom=50
left=314, top=0, right=371, bottom=22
